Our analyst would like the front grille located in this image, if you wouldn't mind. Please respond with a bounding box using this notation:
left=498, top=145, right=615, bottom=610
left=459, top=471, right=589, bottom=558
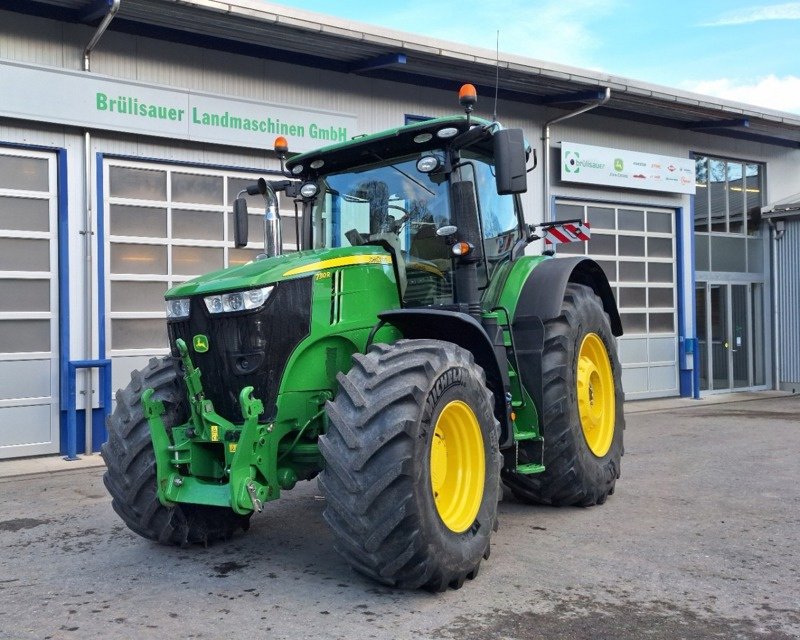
left=167, top=277, right=313, bottom=422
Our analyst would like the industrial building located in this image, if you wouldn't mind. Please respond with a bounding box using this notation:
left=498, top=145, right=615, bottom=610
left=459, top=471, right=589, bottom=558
left=0, top=0, right=798, bottom=460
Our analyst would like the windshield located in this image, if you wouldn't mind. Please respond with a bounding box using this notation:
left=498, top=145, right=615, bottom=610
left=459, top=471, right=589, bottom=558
left=312, top=155, right=450, bottom=251
left=312, top=155, right=455, bottom=306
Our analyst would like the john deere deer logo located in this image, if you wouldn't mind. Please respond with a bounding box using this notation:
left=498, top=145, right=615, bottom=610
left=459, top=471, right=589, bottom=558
left=193, top=334, right=209, bottom=353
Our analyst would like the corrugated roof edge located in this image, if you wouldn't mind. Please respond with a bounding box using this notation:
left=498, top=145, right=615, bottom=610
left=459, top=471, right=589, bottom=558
left=171, top=0, right=800, bottom=127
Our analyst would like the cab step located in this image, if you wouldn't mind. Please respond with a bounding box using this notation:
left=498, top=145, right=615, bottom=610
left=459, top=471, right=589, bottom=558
left=515, top=463, right=545, bottom=475
left=513, top=437, right=544, bottom=475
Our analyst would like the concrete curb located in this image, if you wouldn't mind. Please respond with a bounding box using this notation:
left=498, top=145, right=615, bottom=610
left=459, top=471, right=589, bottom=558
left=623, top=390, right=795, bottom=415
left=0, top=453, right=106, bottom=481
left=1, top=390, right=795, bottom=479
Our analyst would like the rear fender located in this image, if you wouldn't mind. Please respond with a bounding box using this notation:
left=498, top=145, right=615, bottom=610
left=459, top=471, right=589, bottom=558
left=508, top=256, right=622, bottom=421
left=517, top=256, right=622, bottom=335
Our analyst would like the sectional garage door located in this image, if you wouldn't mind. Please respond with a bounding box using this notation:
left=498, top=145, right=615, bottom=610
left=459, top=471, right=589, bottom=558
left=554, top=200, right=679, bottom=400
left=103, top=159, right=297, bottom=396
left=0, top=149, right=59, bottom=458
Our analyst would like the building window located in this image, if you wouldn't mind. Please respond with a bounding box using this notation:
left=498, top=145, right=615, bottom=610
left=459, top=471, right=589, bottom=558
left=694, top=155, right=763, bottom=236
left=694, top=155, right=765, bottom=275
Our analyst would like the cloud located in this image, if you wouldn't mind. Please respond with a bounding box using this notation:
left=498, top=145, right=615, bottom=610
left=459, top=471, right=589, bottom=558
left=684, top=75, right=800, bottom=114
left=353, top=0, right=617, bottom=69
left=702, top=2, right=800, bottom=26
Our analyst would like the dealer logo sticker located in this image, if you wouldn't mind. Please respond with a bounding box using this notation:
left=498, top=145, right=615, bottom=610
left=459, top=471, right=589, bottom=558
left=564, top=150, right=581, bottom=173
left=193, top=334, right=209, bottom=353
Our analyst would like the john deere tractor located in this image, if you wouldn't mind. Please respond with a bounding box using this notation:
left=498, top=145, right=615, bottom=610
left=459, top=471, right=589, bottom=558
left=102, top=86, right=624, bottom=591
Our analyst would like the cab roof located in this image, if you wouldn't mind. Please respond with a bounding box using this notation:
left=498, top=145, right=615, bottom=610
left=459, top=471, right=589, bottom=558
left=286, top=115, right=495, bottom=177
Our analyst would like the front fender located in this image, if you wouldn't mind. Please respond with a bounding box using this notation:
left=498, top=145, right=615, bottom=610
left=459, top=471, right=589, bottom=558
left=377, top=309, right=511, bottom=446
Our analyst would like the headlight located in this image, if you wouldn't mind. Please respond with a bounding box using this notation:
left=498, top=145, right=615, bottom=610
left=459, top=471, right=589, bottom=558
left=166, top=298, right=191, bottom=319
left=204, top=286, right=274, bottom=314
left=416, top=155, right=441, bottom=173
left=300, top=182, right=319, bottom=198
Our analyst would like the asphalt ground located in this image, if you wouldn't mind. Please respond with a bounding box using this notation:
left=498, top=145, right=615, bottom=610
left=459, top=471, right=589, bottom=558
left=0, top=394, right=798, bottom=639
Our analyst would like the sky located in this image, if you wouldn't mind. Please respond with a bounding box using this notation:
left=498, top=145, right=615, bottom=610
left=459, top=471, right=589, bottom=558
left=272, top=0, right=800, bottom=115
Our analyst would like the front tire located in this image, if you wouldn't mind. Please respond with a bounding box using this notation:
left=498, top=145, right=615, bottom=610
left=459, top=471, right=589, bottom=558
left=319, top=339, right=501, bottom=590
left=101, top=356, right=251, bottom=545
left=503, top=283, right=624, bottom=506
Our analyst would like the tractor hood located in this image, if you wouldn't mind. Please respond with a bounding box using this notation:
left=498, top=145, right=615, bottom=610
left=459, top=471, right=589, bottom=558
left=166, top=245, right=393, bottom=298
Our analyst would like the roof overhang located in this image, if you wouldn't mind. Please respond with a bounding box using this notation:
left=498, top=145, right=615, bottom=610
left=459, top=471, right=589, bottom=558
left=762, top=195, right=800, bottom=219
left=5, top=0, right=800, bottom=148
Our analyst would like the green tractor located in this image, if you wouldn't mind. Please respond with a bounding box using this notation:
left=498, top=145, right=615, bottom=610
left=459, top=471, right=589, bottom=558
left=102, top=86, right=624, bottom=591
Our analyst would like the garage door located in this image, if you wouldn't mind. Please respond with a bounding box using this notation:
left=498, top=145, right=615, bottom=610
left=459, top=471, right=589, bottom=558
left=0, top=149, right=59, bottom=458
left=554, top=200, right=678, bottom=400
left=103, top=160, right=297, bottom=395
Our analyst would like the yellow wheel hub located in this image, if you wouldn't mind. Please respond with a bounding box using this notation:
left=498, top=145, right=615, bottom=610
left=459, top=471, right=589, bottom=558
left=577, top=333, right=615, bottom=457
left=429, top=400, right=485, bottom=533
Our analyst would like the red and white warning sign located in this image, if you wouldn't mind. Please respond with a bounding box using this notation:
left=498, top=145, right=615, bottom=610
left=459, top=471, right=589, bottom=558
left=543, top=221, right=591, bottom=245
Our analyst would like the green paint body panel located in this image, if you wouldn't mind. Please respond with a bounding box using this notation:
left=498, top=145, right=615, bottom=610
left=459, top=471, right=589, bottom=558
left=165, top=245, right=396, bottom=298
left=146, top=245, right=402, bottom=513
left=482, top=255, right=551, bottom=450
left=483, top=254, right=550, bottom=319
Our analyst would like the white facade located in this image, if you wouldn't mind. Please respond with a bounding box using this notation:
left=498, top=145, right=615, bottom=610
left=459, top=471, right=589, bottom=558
left=0, top=6, right=798, bottom=458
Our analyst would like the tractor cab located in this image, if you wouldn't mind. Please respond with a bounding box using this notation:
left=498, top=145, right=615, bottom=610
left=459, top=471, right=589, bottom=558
left=282, top=108, right=532, bottom=309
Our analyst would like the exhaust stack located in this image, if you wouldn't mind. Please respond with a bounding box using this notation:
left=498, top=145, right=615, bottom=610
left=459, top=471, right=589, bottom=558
left=262, top=180, right=282, bottom=258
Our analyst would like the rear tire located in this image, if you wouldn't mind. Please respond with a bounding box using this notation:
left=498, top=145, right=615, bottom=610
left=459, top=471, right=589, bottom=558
left=101, top=356, right=251, bottom=545
left=503, top=283, right=624, bottom=506
left=319, top=339, right=501, bottom=590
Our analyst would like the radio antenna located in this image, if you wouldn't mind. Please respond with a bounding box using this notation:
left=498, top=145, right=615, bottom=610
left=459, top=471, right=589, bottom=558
left=492, top=30, right=500, bottom=121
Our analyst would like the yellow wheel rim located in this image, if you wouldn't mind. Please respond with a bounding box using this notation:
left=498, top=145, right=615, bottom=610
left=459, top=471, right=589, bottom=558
left=429, top=400, right=485, bottom=533
left=577, top=333, right=615, bottom=457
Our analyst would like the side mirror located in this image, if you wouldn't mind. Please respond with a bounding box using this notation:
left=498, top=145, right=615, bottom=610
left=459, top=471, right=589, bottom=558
left=493, top=128, right=528, bottom=195
left=233, top=197, right=249, bottom=248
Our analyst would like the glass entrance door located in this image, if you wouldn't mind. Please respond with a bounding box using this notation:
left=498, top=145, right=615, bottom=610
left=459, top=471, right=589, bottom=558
left=710, top=284, right=729, bottom=389
left=696, top=281, right=764, bottom=391
left=731, top=285, right=749, bottom=388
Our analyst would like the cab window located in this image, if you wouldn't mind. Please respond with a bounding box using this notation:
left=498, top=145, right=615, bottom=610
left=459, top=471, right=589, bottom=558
left=460, top=153, right=521, bottom=277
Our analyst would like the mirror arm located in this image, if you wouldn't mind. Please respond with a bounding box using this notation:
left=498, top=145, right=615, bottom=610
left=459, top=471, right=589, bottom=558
left=526, top=149, right=538, bottom=173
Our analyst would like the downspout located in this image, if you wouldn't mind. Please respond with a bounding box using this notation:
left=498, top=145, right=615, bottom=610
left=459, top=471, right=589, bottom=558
left=81, top=0, right=120, bottom=455
left=83, top=0, right=121, bottom=72
left=541, top=88, right=611, bottom=222
left=768, top=218, right=785, bottom=391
